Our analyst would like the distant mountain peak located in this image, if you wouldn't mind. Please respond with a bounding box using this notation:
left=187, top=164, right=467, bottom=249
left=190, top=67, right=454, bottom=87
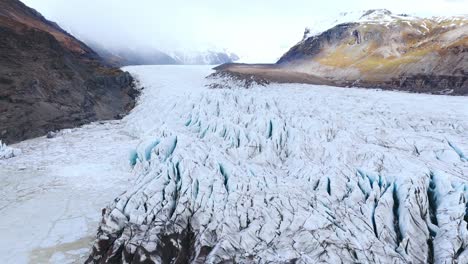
left=274, top=11, right=468, bottom=94
left=359, top=9, right=393, bottom=19
left=333, top=9, right=419, bottom=26
left=87, top=42, right=240, bottom=67
left=169, top=49, right=240, bottom=65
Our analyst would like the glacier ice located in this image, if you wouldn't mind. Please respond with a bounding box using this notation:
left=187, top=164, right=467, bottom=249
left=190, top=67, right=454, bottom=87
left=84, top=66, right=468, bottom=264
left=0, top=140, right=21, bottom=160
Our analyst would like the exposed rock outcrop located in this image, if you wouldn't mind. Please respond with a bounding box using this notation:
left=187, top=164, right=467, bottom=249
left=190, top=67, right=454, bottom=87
left=0, top=0, right=138, bottom=144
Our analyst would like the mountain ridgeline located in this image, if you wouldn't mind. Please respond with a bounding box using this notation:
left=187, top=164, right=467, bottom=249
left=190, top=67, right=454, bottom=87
left=88, top=41, right=240, bottom=67
left=0, top=0, right=138, bottom=144
left=216, top=10, right=468, bottom=95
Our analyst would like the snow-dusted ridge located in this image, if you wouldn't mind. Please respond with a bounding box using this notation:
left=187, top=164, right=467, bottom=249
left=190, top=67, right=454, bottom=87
left=302, top=9, right=467, bottom=40
left=85, top=66, right=468, bottom=263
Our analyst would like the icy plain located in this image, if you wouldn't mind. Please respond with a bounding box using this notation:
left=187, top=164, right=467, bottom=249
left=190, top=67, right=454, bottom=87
left=1, top=66, right=467, bottom=263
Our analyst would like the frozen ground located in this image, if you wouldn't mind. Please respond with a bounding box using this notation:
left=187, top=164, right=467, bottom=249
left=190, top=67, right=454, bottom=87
left=1, top=66, right=467, bottom=264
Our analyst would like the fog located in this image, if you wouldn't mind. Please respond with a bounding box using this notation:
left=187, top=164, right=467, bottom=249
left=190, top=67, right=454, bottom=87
left=22, top=0, right=468, bottom=62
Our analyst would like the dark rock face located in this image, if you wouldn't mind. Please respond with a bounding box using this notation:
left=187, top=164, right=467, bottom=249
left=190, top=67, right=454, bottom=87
left=0, top=0, right=138, bottom=144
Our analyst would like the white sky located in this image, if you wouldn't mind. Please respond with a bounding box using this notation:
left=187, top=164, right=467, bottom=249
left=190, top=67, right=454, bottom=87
left=22, top=0, right=468, bottom=62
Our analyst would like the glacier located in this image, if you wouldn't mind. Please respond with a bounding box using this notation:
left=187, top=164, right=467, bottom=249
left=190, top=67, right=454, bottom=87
left=87, top=66, right=467, bottom=263
left=1, top=66, right=467, bottom=263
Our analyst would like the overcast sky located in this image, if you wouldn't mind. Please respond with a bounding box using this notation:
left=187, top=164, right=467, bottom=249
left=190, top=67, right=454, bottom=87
left=22, top=0, right=468, bottom=62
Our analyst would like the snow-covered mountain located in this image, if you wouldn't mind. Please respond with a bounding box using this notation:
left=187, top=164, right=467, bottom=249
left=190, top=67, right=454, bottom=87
left=302, top=9, right=466, bottom=40
left=88, top=43, right=240, bottom=66
left=169, top=50, right=240, bottom=65
left=218, top=9, right=468, bottom=95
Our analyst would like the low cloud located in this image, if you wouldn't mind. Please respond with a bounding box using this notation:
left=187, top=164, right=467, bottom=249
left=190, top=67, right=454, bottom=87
left=22, top=0, right=468, bottom=62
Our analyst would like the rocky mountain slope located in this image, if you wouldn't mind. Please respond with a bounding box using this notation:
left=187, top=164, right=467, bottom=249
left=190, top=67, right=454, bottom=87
left=0, top=0, right=138, bottom=144
left=218, top=10, right=468, bottom=95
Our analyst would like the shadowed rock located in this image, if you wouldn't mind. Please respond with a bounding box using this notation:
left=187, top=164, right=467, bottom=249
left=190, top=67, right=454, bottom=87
left=0, top=0, right=139, bottom=144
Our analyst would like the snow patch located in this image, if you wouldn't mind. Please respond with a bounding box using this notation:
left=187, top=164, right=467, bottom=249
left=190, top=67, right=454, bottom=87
left=0, top=140, right=21, bottom=159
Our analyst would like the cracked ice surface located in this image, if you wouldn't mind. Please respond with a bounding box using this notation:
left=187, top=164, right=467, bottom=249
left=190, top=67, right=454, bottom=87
left=86, top=66, right=468, bottom=264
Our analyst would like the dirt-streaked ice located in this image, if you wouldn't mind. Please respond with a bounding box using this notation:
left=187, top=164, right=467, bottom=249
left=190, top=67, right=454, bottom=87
left=90, top=66, right=466, bottom=263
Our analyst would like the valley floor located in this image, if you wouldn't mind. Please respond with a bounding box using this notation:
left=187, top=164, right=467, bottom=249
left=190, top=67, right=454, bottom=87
left=1, top=66, right=467, bottom=263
